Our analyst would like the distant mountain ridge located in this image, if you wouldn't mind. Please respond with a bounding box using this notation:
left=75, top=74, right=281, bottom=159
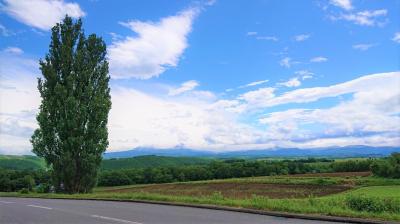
left=103, top=146, right=400, bottom=159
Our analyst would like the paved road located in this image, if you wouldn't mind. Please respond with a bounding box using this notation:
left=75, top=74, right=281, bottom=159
left=0, top=197, right=338, bottom=224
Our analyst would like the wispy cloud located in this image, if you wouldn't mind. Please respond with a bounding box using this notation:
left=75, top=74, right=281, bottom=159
left=278, top=77, right=301, bottom=88
left=1, top=0, right=85, bottom=30
left=310, top=56, right=328, bottom=63
left=332, top=9, right=388, bottom=27
left=168, top=80, right=199, bottom=96
left=293, top=34, right=311, bottom=42
left=353, top=43, right=375, bottom=51
left=2, top=47, right=23, bottom=55
left=279, top=57, right=298, bottom=68
left=240, top=80, right=269, bottom=88
left=0, top=23, right=15, bottom=36
left=329, top=0, right=353, bottom=11
left=247, top=31, right=278, bottom=41
left=246, top=31, right=257, bottom=36
left=392, top=32, right=400, bottom=43
left=295, top=70, right=314, bottom=80
left=256, top=36, right=278, bottom=41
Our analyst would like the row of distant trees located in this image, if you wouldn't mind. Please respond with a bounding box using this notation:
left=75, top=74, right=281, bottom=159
left=0, top=154, right=399, bottom=192
left=97, top=158, right=373, bottom=186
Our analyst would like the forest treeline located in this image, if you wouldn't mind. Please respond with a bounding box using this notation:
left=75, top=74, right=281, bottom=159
left=1, top=153, right=398, bottom=192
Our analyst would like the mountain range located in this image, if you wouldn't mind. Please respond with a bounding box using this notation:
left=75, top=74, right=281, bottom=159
left=103, top=145, right=400, bottom=159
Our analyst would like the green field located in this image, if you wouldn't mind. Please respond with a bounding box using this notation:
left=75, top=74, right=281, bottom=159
left=2, top=172, right=399, bottom=222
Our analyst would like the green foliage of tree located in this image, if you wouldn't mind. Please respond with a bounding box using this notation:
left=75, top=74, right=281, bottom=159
left=31, top=16, right=111, bottom=193
left=371, top=153, right=400, bottom=178
left=97, top=158, right=368, bottom=187
left=331, top=159, right=373, bottom=172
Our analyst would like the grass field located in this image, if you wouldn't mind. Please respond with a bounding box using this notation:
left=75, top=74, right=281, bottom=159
left=1, top=171, right=399, bottom=221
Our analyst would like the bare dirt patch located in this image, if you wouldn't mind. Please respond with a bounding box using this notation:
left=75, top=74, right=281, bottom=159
left=104, top=182, right=351, bottom=199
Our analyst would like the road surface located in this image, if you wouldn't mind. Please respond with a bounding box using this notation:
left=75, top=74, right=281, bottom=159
left=0, top=197, right=338, bottom=224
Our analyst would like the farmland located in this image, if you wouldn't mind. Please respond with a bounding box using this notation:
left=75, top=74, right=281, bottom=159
left=1, top=154, right=399, bottom=222
left=2, top=171, right=399, bottom=222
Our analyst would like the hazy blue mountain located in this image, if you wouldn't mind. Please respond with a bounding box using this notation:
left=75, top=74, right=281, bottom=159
left=103, top=146, right=400, bottom=159
left=103, top=148, right=215, bottom=159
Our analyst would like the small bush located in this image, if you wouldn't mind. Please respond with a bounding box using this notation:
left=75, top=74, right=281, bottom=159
left=345, top=194, right=400, bottom=213
left=312, top=178, right=337, bottom=186
left=210, top=191, right=224, bottom=201
left=19, top=188, right=29, bottom=194
left=36, top=183, right=51, bottom=193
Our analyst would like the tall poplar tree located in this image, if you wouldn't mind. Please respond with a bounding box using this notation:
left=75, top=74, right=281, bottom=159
left=31, top=16, right=111, bottom=193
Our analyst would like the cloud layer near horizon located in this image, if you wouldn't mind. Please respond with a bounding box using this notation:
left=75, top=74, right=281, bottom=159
left=1, top=51, right=399, bottom=155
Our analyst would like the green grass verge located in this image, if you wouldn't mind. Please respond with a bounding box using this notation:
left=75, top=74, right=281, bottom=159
left=1, top=185, right=399, bottom=221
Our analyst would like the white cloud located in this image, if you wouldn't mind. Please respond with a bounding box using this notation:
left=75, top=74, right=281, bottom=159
left=108, top=86, right=261, bottom=152
left=256, top=36, right=278, bottom=41
left=238, top=87, right=275, bottom=106
left=295, top=70, right=314, bottom=80
left=1, top=0, right=85, bottom=30
left=339, top=9, right=388, bottom=26
left=330, top=0, right=353, bottom=11
left=0, top=23, right=15, bottom=36
left=353, top=43, right=374, bottom=51
left=259, top=74, right=400, bottom=141
left=278, top=77, right=301, bottom=88
left=2, top=47, right=23, bottom=55
left=310, top=56, right=328, bottom=63
left=294, top=34, right=310, bottom=42
left=168, top=80, right=199, bottom=96
left=392, top=32, right=400, bottom=43
left=279, top=57, right=292, bottom=68
left=246, top=31, right=257, bottom=36
left=108, top=7, right=198, bottom=79
left=1, top=49, right=399, bottom=153
left=239, top=72, right=400, bottom=110
left=0, top=53, right=41, bottom=155
left=240, top=79, right=269, bottom=88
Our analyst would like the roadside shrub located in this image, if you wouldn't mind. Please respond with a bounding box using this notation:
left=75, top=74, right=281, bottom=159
left=36, top=183, right=51, bottom=193
left=19, top=188, right=29, bottom=194
left=371, top=153, right=400, bottom=178
left=210, top=191, right=224, bottom=201
left=345, top=194, right=400, bottom=213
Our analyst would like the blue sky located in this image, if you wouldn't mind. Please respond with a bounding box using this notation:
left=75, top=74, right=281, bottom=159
left=0, top=0, right=399, bottom=154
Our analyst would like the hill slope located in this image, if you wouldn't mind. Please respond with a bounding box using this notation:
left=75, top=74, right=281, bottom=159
left=104, top=146, right=400, bottom=159
left=0, top=155, right=45, bottom=170
left=0, top=155, right=212, bottom=170
left=100, top=155, right=212, bottom=170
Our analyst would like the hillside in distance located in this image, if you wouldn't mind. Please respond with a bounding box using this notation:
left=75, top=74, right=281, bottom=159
left=100, top=155, right=213, bottom=170
left=104, top=146, right=400, bottom=159
left=0, top=155, right=45, bottom=170
left=0, top=155, right=212, bottom=171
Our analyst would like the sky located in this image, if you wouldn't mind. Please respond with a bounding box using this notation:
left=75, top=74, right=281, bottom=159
left=0, top=0, right=399, bottom=155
